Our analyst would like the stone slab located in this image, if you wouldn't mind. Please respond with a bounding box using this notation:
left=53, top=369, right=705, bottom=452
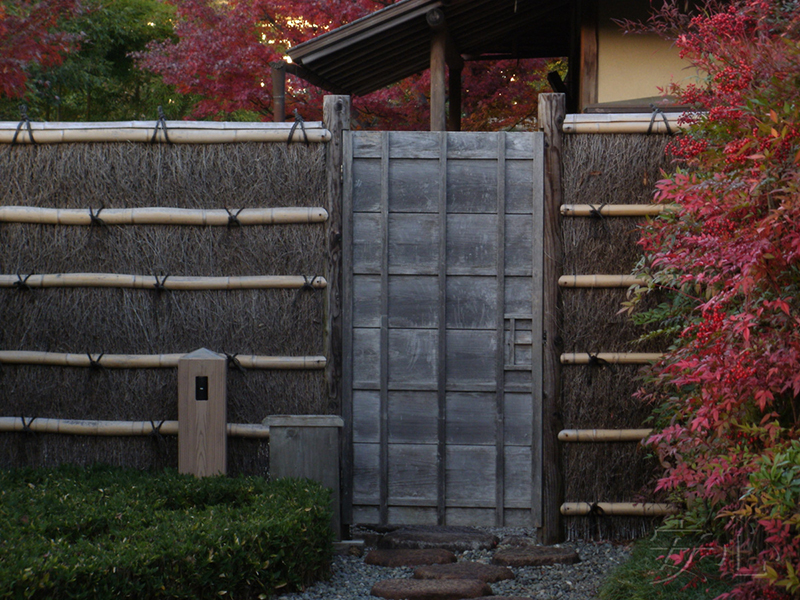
left=371, top=578, right=492, bottom=600
left=413, top=562, right=514, bottom=583
left=491, top=546, right=580, bottom=567
left=365, top=548, right=457, bottom=567
left=377, top=526, right=498, bottom=552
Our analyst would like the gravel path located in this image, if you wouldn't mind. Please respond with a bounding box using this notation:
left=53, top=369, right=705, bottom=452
left=279, top=529, right=631, bottom=600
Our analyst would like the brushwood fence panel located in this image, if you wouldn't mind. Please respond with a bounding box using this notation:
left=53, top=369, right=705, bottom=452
left=342, top=131, right=544, bottom=527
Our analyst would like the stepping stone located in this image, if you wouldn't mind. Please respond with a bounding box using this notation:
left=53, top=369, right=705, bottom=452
left=414, top=561, right=514, bottom=583
left=365, top=548, right=457, bottom=567
left=371, top=578, right=492, bottom=600
left=492, top=546, right=580, bottom=567
left=377, top=526, right=498, bottom=552
left=472, top=597, right=534, bottom=600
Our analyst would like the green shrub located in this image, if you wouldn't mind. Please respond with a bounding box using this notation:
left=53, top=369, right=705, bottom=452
left=0, top=464, right=334, bottom=599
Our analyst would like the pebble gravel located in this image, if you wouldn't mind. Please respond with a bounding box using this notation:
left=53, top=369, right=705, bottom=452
left=278, top=528, right=631, bottom=600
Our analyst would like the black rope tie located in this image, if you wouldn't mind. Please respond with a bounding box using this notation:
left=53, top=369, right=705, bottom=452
left=149, top=419, right=168, bottom=453
left=648, top=106, right=673, bottom=136
left=20, top=416, right=36, bottom=435
left=13, top=273, right=33, bottom=291
left=225, top=207, right=244, bottom=228
left=293, top=275, right=320, bottom=309
left=153, top=273, right=170, bottom=293
left=588, top=202, right=611, bottom=237
left=89, top=206, right=106, bottom=228
left=87, top=353, right=105, bottom=370
left=586, top=353, right=614, bottom=389
left=588, top=502, right=605, bottom=540
left=151, top=106, right=171, bottom=144
left=287, top=110, right=309, bottom=146
left=11, top=105, right=36, bottom=145
left=225, top=352, right=246, bottom=373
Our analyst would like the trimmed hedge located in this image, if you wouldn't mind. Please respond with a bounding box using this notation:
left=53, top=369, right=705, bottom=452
left=0, top=464, right=334, bottom=599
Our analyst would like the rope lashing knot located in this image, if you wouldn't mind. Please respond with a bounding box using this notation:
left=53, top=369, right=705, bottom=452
left=587, top=353, right=610, bottom=368
left=287, top=110, right=309, bottom=146
left=149, top=419, right=168, bottom=452
left=20, top=416, right=36, bottom=434
left=150, top=106, right=172, bottom=144
left=588, top=203, right=607, bottom=220
left=87, top=353, right=105, bottom=370
left=648, top=106, right=673, bottom=136
left=300, top=275, right=319, bottom=292
left=89, top=206, right=106, bottom=228
left=225, top=207, right=244, bottom=228
left=588, top=502, right=606, bottom=517
left=153, top=273, right=170, bottom=293
left=12, top=105, right=36, bottom=145
left=13, top=273, right=33, bottom=291
left=225, top=352, right=246, bottom=372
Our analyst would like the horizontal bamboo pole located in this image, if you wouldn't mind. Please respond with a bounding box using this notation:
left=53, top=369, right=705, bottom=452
left=560, top=204, right=678, bottom=217
left=562, top=113, right=686, bottom=134
left=0, top=121, right=330, bottom=144
left=0, top=206, right=328, bottom=226
left=0, top=417, right=270, bottom=439
left=561, top=352, right=663, bottom=365
left=0, top=273, right=327, bottom=290
left=558, top=429, right=653, bottom=442
left=0, top=351, right=327, bottom=370
left=561, top=502, right=679, bottom=517
left=558, top=275, right=643, bottom=288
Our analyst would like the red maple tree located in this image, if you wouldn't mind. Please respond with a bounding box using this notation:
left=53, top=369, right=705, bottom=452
left=0, top=0, right=81, bottom=99
left=136, top=0, right=552, bottom=129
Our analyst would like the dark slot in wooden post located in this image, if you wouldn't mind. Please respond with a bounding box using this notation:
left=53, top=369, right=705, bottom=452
left=428, top=9, right=447, bottom=132
left=539, top=93, right=566, bottom=544
left=448, top=65, right=462, bottom=132
left=271, top=61, right=287, bottom=122
left=323, top=95, right=350, bottom=535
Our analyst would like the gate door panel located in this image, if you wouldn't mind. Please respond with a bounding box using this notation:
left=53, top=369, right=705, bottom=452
left=343, top=131, right=543, bottom=527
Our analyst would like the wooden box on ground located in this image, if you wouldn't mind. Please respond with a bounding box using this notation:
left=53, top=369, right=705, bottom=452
left=178, top=348, right=227, bottom=477
left=265, top=415, right=344, bottom=537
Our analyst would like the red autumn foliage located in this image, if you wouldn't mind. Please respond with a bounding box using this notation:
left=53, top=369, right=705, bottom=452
left=0, top=0, right=80, bottom=98
left=630, top=1, right=800, bottom=597
left=136, top=0, right=552, bottom=129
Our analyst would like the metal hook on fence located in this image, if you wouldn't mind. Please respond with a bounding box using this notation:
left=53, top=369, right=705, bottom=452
left=11, top=105, right=36, bottom=145
left=648, top=106, right=673, bottom=136
left=151, top=106, right=171, bottom=144
left=287, top=110, right=309, bottom=146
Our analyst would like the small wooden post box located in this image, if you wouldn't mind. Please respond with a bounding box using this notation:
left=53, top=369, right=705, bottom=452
left=178, top=348, right=227, bottom=476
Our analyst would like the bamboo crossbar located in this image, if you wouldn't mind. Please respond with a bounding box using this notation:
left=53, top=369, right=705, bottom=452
left=558, top=275, right=643, bottom=288
left=0, top=273, right=327, bottom=290
left=561, top=352, right=663, bottom=365
left=560, top=204, right=678, bottom=217
left=0, top=206, right=328, bottom=226
left=562, top=113, right=686, bottom=134
left=0, top=121, right=331, bottom=144
left=561, top=502, right=679, bottom=516
left=558, top=429, right=653, bottom=442
left=0, top=351, right=327, bottom=370
left=0, top=417, right=270, bottom=439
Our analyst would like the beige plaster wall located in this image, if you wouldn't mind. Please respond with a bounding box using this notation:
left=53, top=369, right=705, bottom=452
left=596, top=0, right=697, bottom=103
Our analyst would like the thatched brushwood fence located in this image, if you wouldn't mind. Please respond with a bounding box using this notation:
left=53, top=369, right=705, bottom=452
left=540, top=95, right=679, bottom=541
left=0, top=118, right=335, bottom=475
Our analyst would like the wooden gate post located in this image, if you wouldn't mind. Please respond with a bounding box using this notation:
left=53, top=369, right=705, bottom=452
left=539, top=94, right=566, bottom=544
left=323, top=94, right=351, bottom=532
left=178, top=348, right=227, bottom=477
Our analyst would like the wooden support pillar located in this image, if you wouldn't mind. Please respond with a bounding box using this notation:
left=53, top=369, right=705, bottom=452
left=448, top=65, right=462, bottom=132
left=323, top=94, right=351, bottom=535
left=428, top=8, right=447, bottom=132
left=271, top=61, right=287, bottom=122
left=578, top=0, right=598, bottom=111
left=538, top=94, right=566, bottom=544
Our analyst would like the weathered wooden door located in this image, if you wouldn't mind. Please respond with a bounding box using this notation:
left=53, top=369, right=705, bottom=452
left=342, top=131, right=543, bottom=527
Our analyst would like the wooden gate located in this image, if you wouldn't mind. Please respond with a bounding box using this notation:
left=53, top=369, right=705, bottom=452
left=342, top=131, right=544, bottom=527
